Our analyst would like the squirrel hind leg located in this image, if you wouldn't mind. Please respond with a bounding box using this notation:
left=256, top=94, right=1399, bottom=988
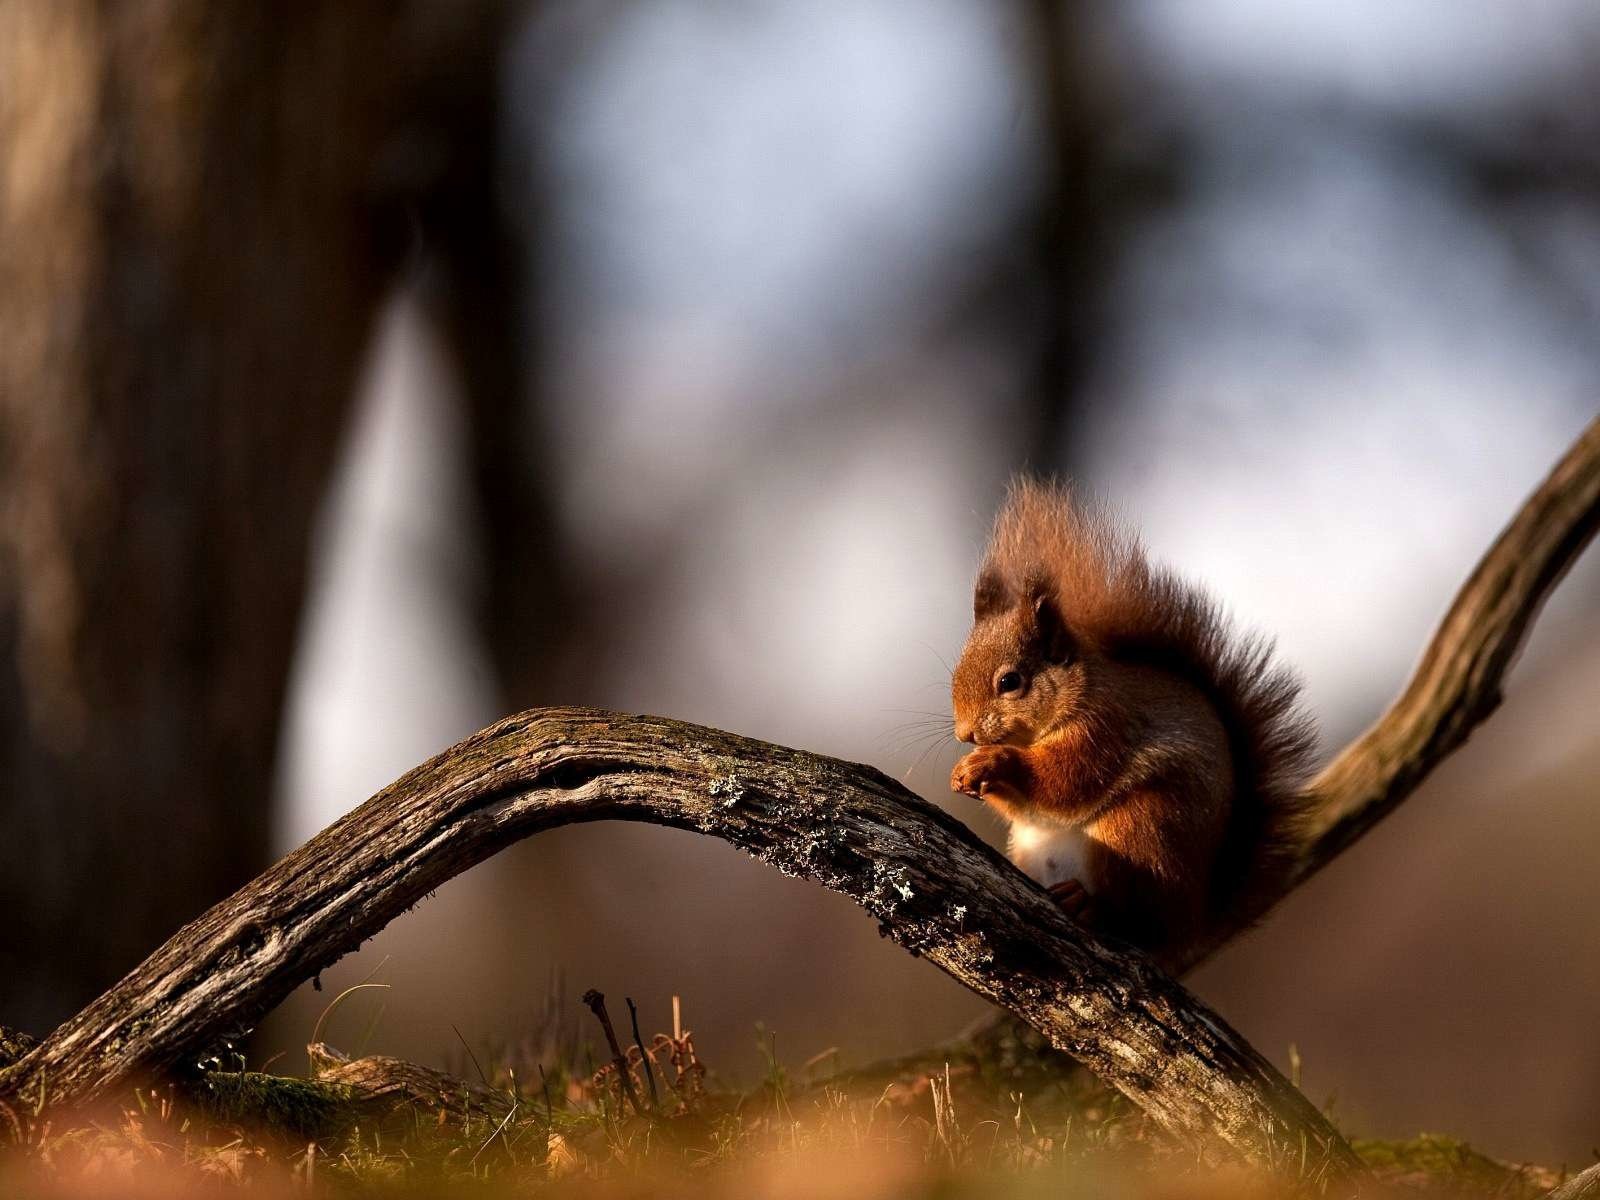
left=1047, top=878, right=1097, bottom=926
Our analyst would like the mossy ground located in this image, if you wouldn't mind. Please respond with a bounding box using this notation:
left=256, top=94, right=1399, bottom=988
left=0, top=1020, right=1577, bottom=1198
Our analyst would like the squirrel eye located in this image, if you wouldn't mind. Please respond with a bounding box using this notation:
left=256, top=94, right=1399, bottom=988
left=995, top=669, right=1024, bottom=697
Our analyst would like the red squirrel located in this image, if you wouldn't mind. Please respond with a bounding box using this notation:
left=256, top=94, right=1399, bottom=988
left=949, top=481, right=1313, bottom=963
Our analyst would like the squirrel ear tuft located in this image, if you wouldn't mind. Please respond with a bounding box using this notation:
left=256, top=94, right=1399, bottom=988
left=1030, top=590, right=1073, bottom=664
left=974, top=569, right=1009, bottom=620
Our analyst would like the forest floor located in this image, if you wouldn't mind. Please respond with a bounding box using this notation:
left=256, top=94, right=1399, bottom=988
left=0, top=1013, right=1577, bottom=1199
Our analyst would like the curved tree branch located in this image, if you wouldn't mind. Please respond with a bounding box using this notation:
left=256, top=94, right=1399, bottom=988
left=1171, top=416, right=1600, bottom=973
left=0, top=710, right=1356, bottom=1170
left=1299, top=416, right=1600, bottom=874
left=1550, top=1162, right=1600, bottom=1200
left=3, top=419, right=1595, bottom=1174
left=975, top=415, right=1600, bottom=1058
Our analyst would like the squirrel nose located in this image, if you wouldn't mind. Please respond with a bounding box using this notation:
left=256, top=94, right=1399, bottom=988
left=954, top=720, right=975, bottom=744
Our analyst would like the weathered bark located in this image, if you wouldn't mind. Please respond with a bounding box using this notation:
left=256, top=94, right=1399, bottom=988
left=0, top=0, right=510, bottom=1033
left=191, top=1048, right=511, bottom=1139
left=1550, top=1163, right=1600, bottom=1200
left=0, top=1027, right=38, bottom=1072
left=307, top=1042, right=514, bottom=1123
left=0, top=709, right=1358, bottom=1171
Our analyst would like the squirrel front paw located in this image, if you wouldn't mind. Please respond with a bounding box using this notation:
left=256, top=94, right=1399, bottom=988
left=950, top=744, right=1029, bottom=803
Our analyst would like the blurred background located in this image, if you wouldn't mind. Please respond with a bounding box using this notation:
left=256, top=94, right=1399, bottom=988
left=3, top=0, right=1598, bottom=1167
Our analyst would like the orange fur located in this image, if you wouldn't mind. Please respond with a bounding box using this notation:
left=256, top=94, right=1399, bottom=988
left=950, top=480, right=1313, bottom=962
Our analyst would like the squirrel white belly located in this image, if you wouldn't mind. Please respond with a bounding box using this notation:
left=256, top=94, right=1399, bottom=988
left=1007, top=819, right=1092, bottom=892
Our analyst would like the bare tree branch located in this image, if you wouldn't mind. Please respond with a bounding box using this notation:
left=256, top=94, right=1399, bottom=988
left=1550, top=1162, right=1600, bottom=1200
left=3, top=419, right=1594, bottom=1173
left=1300, top=416, right=1600, bottom=871
left=307, top=1042, right=514, bottom=1123
left=1161, top=416, right=1600, bottom=973
left=0, top=711, right=1358, bottom=1171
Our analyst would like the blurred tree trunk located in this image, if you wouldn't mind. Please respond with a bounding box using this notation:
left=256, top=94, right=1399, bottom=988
left=425, top=5, right=629, bottom=709
left=1016, top=0, right=1110, bottom=464
left=0, top=0, right=512, bottom=1034
left=1006, top=1, right=1176, bottom=472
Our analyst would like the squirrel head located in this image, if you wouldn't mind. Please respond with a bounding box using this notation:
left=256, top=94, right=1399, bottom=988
left=951, top=571, right=1086, bottom=746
